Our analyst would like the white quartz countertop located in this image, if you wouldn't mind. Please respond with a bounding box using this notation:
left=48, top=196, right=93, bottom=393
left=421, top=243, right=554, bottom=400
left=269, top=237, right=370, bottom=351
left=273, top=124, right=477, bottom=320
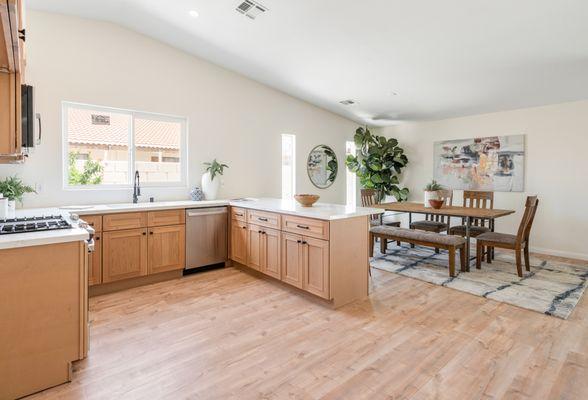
left=230, top=198, right=383, bottom=220
left=0, top=198, right=383, bottom=250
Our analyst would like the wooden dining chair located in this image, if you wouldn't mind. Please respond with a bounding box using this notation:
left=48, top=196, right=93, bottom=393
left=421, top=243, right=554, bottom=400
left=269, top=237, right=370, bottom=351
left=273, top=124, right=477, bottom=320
left=475, top=196, right=539, bottom=277
left=409, top=189, right=453, bottom=253
left=449, top=190, right=494, bottom=237
left=361, top=189, right=400, bottom=255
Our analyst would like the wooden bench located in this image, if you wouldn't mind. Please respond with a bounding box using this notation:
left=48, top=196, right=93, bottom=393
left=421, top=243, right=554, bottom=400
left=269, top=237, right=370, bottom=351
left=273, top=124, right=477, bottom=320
left=369, top=226, right=467, bottom=277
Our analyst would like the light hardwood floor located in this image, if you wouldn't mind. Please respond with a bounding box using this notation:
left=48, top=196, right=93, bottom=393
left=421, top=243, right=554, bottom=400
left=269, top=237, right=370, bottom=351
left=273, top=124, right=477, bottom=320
left=28, top=254, right=588, bottom=400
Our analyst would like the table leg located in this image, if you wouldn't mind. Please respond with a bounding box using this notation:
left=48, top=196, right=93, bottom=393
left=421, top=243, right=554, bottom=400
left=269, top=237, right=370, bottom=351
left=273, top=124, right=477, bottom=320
left=465, top=216, right=471, bottom=271
left=490, top=218, right=495, bottom=260
left=409, top=212, right=412, bottom=226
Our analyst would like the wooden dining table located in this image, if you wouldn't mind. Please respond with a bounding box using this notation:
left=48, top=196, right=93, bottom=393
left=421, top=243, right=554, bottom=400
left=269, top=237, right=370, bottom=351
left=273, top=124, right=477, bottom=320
left=373, top=202, right=516, bottom=269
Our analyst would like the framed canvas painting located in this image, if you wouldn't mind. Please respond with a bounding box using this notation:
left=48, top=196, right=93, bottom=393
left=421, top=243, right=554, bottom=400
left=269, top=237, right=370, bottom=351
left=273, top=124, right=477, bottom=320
left=433, top=135, right=525, bottom=192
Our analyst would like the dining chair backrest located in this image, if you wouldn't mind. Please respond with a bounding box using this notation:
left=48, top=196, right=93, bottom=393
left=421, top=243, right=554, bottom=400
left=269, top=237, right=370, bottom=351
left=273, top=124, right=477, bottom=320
left=516, top=196, right=539, bottom=245
left=462, top=190, right=494, bottom=227
left=360, top=188, right=381, bottom=223
left=426, top=189, right=453, bottom=223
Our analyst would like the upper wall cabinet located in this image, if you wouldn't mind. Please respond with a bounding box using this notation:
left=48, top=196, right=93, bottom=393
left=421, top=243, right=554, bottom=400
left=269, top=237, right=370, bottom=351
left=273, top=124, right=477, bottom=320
left=0, top=0, right=26, bottom=163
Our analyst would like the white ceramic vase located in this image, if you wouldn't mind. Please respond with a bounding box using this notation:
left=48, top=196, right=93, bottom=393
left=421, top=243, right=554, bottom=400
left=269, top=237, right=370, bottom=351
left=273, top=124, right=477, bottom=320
left=423, top=190, right=440, bottom=208
left=201, top=172, right=220, bottom=200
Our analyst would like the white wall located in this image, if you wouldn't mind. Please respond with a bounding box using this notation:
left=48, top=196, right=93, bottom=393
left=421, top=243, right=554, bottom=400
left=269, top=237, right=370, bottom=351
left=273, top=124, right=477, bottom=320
left=0, top=11, right=357, bottom=207
left=381, top=100, right=588, bottom=260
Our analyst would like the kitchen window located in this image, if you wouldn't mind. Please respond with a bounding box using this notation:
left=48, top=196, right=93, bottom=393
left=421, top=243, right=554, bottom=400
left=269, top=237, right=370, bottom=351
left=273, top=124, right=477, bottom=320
left=62, top=102, right=187, bottom=189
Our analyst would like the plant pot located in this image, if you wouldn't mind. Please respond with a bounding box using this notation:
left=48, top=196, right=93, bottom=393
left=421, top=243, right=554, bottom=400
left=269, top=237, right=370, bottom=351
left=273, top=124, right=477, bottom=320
left=423, top=190, right=440, bottom=208
left=7, top=200, right=16, bottom=218
left=201, top=172, right=220, bottom=200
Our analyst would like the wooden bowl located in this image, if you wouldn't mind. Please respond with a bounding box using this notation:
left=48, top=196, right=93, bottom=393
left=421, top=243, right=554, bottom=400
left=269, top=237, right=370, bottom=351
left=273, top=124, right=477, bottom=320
left=428, top=199, right=444, bottom=209
left=294, top=194, right=320, bottom=207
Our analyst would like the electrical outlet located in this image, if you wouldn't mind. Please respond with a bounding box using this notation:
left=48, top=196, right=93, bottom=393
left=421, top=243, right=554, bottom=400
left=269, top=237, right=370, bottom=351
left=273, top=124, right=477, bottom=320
left=34, top=183, right=43, bottom=194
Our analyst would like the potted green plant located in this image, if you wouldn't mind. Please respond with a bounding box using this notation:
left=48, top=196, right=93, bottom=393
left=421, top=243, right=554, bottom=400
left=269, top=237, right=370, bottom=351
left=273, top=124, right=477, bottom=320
left=423, top=180, right=444, bottom=207
left=0, top=175, right=36, bottom=212
left=345, top=127, right=409, bottom=202
left=201, top=159, right=228, bottom=200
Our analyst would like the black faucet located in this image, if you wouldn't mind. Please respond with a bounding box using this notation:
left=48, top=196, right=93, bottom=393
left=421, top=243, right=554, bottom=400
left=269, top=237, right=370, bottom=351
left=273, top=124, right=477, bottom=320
left=133, top=171, right=141, bottom=203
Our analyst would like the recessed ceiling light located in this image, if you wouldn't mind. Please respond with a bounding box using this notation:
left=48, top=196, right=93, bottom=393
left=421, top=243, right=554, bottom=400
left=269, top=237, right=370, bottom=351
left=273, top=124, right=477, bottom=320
left=189, top=10, right=199, bottom=18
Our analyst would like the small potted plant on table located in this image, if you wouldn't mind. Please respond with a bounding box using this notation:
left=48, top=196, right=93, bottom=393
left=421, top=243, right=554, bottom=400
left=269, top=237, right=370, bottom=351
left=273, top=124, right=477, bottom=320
left=423, top=180, right=444, bottom=208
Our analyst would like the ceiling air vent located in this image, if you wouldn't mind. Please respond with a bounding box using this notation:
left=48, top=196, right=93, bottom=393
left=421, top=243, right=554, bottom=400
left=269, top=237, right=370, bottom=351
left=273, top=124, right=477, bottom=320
left=236, top=0, right=268, bottom=20
left=339, top=100, right=355, bottom=106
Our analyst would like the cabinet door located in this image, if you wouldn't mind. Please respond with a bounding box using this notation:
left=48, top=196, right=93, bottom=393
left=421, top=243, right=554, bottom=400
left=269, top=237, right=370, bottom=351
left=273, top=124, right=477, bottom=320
left=281, top=233, right=303, bottom=288
left=303, top=237, right=330, bottom=299
left=0, top=72, right=17, bottom=155
left=102, top=228, right=148, bottom=283
left=88, top=232, right=102, bottom=286
left=148, top=225, right=185, bottom=274
left=230, top=220, right=248, bottom=264
left=262, top=228, right=281, bottom=279
left=247, top=224, right=263, bottom=271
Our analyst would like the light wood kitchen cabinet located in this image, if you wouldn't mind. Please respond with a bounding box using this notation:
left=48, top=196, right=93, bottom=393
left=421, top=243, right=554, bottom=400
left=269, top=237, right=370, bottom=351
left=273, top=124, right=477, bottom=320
left=103, top=212, right=147, bottom=231
left=230, top=219, right=248, bottom=265
left=88, top=232, right=102, bottom=286
left=247, top=224, right=263, bottom=271
left=281, top=232, right=304, bottom=289
left=148, top=224, right=185, bottom=274
left=147, top=209, right=185, bottom=227
left=302, top=237, right=330, bottom=299
left=1, top=0, right=25, bottom=162
left=102, top=228, right=148, bottom=283
left=262, top=227, right=281, bottom=279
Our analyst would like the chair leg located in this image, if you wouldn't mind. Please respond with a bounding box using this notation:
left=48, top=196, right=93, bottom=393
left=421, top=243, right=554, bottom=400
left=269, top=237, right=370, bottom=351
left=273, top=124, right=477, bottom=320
left=524, top=245, right=530, bottom=271
left=410, top=227, right=415, bottom=248
left=448, top=247, right=456, bottom=277
left=459, top=246, right=466, bottom=272
left=397, top=241, right=401, bottom=247
left=369, top=233, right=374, bottom=258
left=515, top=249, right=523, bottom=277
left=435, top=247, right=440, bottom=254
left=476, top=241, right=482, bottom=269
left=380, top=238, right=387, bottom=254
left=486, top=246, right=492, bottom=264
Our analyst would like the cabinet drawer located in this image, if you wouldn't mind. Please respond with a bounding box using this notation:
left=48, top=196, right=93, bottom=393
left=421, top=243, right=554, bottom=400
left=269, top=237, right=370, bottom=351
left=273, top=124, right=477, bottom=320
left=282, top=215, right=329, bottom=240
left=231, top=207, right=247, bottom=222
left=148, top=209, right=185, bottom=227
left=83, top=215, right=102, bottom=232
left=103, top=212, right=147, bottom=231
left=247, top=209, right=280, bottom=230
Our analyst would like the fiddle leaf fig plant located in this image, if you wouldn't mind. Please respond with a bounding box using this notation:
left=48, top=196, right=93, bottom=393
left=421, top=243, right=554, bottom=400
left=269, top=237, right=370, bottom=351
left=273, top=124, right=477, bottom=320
left=345, top=127, right=409, bottom=202
left=203, top=159, right=229, bottom=181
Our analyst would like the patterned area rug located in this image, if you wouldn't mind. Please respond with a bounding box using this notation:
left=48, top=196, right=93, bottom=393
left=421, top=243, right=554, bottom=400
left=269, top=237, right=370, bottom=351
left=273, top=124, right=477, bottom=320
left=371, top=244, right=588, bottom=319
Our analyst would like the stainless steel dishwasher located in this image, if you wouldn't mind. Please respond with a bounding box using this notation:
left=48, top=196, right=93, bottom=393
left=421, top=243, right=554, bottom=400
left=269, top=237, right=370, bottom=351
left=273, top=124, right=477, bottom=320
left=185, top=207, right=228, bottom=271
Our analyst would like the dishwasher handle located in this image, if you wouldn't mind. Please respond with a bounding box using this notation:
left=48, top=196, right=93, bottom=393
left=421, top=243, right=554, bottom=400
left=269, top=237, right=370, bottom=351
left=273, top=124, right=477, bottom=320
left=186, top=207, right=228, bottom=217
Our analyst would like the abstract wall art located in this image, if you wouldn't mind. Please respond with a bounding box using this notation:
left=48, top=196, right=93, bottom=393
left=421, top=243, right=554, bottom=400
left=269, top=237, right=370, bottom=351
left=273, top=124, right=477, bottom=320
left=433, top=135, right=525, bottom=192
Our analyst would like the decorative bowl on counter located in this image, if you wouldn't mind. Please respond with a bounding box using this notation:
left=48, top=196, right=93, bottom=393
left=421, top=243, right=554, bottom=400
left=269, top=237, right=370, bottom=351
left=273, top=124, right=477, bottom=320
left=428, top=199, right=444, bottom=209
left=294, top=194, right=320, bottom=207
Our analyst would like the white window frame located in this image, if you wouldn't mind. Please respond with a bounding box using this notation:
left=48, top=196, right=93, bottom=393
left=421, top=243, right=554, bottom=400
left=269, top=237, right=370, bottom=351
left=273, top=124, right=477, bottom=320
left=62, top=101, right=188, bottom=190
left=345, top=140, right=357, bottom=207
left=281, top=134, right=296, bottom=200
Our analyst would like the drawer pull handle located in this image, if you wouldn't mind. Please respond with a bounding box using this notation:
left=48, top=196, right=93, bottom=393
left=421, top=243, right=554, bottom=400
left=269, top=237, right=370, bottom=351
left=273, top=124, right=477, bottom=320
left=258, top=217, right=268, bottom=222
left=302, top=241, right=308, bottom=245
left=296, top=224, right=310, bottom=229
left=235, top=213, right=243, bottom=217
left=297, top=240, right=302, bottom=243
left=242, top=226, right=247, bottom=229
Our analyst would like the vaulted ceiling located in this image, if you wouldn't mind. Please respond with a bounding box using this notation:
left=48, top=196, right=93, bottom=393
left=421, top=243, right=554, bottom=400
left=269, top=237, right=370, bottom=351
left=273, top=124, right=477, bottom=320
left=29, top=0, right=588, bottom=125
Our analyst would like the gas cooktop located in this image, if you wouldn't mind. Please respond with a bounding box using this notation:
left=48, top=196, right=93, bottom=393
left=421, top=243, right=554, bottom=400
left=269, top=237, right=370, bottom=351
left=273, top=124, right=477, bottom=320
left=0, top=215, right=72, bottom=235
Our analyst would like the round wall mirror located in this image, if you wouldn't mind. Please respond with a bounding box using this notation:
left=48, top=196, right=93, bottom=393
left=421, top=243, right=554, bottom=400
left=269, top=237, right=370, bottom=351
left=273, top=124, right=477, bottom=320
left=307, top=145, right=338, bottom=189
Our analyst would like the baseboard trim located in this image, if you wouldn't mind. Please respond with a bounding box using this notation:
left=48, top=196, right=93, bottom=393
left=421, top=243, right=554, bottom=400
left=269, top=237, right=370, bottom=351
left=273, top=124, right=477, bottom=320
left=530, top=246, right=588, bottom=262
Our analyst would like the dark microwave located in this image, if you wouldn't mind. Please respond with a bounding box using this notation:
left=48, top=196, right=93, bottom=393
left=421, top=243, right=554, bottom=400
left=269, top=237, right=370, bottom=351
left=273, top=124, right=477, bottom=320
left=21, top=84, right=40, bottom=149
